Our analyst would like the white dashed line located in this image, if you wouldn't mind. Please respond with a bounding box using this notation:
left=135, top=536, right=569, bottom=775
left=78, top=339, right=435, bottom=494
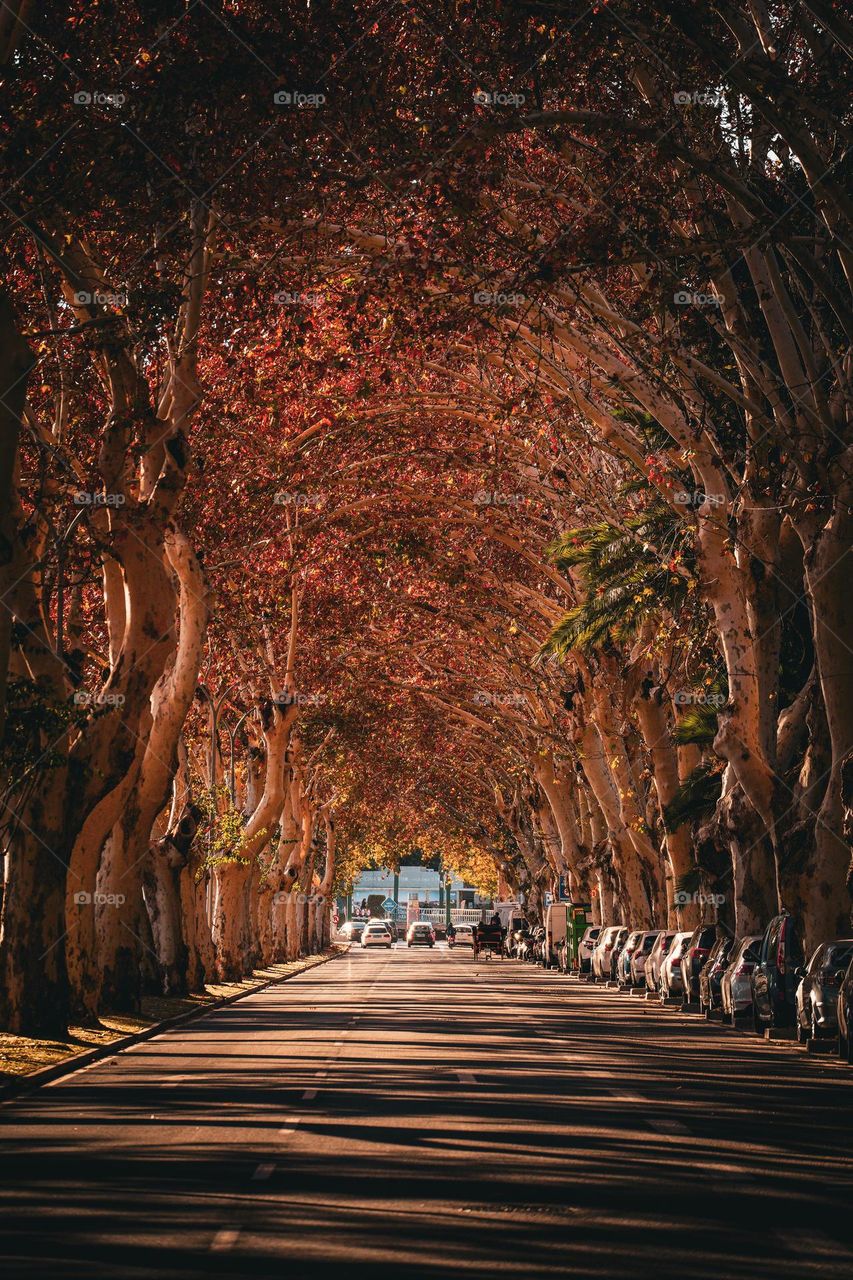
left=210, top=1228, right=241, bottom=1252
left=457, top=1071, right=477, bottom=1085
left=252, top=1162, right=275, bottom=1181
left=302, top=1088, right=318, bottom=1100
left=645, top=1117, right=691, bottom=1136
left=777, top=1229, right=853, bottom=1261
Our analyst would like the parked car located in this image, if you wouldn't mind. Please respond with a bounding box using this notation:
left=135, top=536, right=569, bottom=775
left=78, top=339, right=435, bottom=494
left=644, top=930, right=677, bottom=991
left=720, top=935, right=762, bottom=1023
left=699, top=933, right=735, bottom=1018
left=680, top=924, right=719, bottom=1003
left=837, top=955, right=853, bottom=1063
left=448, top=923, right=475, bottom=949
left=794, top=939, right=853, bottom=1043
left=592, top=926, right=623, bottom=980
left=629, top=930, right=661, bottom=988
left=406, top=921, right=435, bottom=948
left=339, top=919, right=367, bottom=942
left=361, top=921, right=393, bottom=949
left=609, top=928, right=630, bottom=981
left=752, top=911, right=805, bottom=1032
left=659, top=931, right=693, bottom=999
left=577, top=925, right=602, bottom=974
left=617, top=931, right=643, bottom=987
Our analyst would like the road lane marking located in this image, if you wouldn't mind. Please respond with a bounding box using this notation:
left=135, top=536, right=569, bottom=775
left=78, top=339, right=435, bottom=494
left=279, top=1118, right=302, bottom=1136
left=777, top=1229, right=853, bottom=1261
left=315, top=1069, right=328, bottom=1078
left=252, top=1162, right=275, bottom=1181
left=302, top=1088, right=318, bottom=1100
left=210, top=1228, right=241, bottom=1252
left=457, top=1071, right=477, bottom=1085
left=645, top=1117, right=691, bottom=1135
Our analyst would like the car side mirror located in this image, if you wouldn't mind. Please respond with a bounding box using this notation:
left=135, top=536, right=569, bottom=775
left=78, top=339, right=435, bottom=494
left=795, top=966, right=806, bottom=979
left=835, top=971, right=846, bottom=985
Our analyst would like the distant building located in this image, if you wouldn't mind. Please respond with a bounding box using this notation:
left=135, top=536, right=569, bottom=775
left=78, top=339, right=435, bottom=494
left=349, top=864, right=483, bottom=911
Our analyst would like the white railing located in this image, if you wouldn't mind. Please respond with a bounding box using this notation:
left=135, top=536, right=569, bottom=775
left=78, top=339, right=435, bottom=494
left=418, top=907, right=484, bottom=926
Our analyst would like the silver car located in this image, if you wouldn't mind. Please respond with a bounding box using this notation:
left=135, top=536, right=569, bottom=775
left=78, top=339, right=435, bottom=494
left=592, top=925, right=623, bottom=980
left=720, top=935, right=762, bottom=1021
left=644, top=930, right=676, bottom=990
left=630, top=930, right=662, bottom=987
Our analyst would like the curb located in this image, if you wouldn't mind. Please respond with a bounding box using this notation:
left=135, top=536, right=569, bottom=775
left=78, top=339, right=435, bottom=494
left=0, top=946, right=347, bottom=1105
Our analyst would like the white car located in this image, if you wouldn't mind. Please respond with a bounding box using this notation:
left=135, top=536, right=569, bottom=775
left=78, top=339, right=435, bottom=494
left=659, top=931, right=693, bottom=999
left=592, top=925, right=623, bottom=979
left=361, top=922, right=393, bottom=949
left=448, top=923, right=475, bottom=948
left=577, top=925, right=601, bottom=973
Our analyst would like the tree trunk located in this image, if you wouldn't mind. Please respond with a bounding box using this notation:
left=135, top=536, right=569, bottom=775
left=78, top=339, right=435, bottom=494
left=634, top=679, right=700, bottom=928
left=211, top=861, right=251, bottom=982
left=0, top=289, right=33, bottom=745
left=788, top=503, right=853, bottom=949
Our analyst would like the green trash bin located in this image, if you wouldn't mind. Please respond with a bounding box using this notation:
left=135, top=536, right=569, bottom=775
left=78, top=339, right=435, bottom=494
left=566, top=903, right=591, bottom=971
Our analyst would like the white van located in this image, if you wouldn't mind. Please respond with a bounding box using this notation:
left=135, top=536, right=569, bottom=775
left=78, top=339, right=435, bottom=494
left=543, top=904, right=569, bottom=969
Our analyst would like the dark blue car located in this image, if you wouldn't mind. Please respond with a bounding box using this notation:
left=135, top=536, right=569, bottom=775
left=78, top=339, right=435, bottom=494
left=751, top=912, right=805, bottom=1032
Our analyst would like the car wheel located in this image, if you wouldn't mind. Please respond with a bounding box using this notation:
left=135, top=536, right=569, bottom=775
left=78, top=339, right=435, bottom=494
left=752, top=1003, right=763, bottom=1035
left=811, top=1008, right=822, bottom=1042
left=796, top=1016, right=808, bottom=1044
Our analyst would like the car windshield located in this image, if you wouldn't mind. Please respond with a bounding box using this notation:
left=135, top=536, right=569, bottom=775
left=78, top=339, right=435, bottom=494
left=824, top=943, right=853, bottom=968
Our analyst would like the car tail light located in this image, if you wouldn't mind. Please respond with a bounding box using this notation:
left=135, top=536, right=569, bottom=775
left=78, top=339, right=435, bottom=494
left=735, top=963, right=753, bottom=976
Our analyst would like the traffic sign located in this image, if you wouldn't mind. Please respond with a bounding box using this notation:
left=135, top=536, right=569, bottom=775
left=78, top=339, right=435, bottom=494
left=381, top=897, right=397, bottom=913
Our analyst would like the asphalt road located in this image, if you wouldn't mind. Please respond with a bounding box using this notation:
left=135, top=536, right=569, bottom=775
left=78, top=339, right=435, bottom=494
left=2, top=943, right=853, bottom=1279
